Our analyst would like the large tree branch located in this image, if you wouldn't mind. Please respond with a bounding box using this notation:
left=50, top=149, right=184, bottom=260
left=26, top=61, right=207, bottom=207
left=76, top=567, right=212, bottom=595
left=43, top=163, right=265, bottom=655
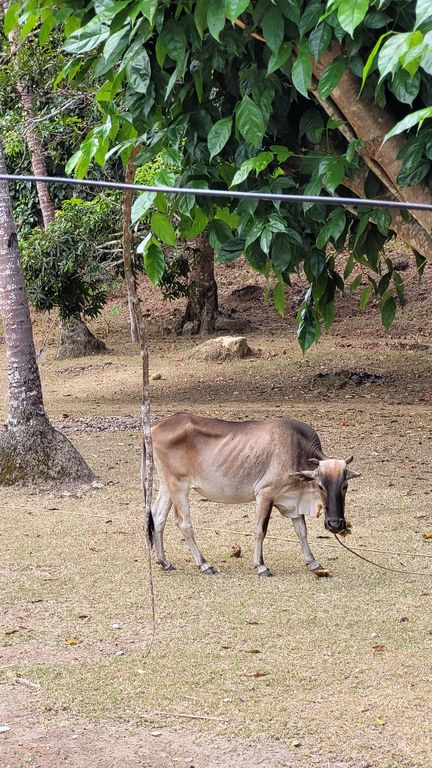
left=311, top=44, right=432, bottom=238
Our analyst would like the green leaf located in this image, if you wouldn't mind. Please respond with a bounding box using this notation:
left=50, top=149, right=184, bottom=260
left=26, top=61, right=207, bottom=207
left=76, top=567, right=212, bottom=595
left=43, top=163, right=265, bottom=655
left=39, top=12, right=56, bottom=45
left=297, top=305, right=320, bottom=352
left=208, top=116, right=233, bottom=160
left=217, top=238, right=245, bottom=262
left=126, top=46, right=151, bottom=93
left=236, top=96, right=266, bottom=147
left=397, top=158, right=431, bottom=187
left=378, top=34, right=410, bottom=82
left=359, top=284, right=373, bottom=310
left=63, top=18, right=109, bottom=54
left=414, top=249, right=427, bottom=277
left=151, top=213, right=176, bottom=246
left=267, top=43, right=292, bottom=75
left=380, top=295, right=396, bottom=330
left=4, top=2, right=20, bottom=35
left=260, top=226, right=273, bottom=255
left=369, top=208, right=392, bottom=235
left=144, top=242, right=165, bottom=285
left=384, top=107, right=432, bottom=140
left=292, top=46, right=312, bottom=98
left=360, top=31, right=393, bottom=93
left=349, top=274, right=363, bottom=293
left=138, top=0, right=158, bottom=23
left=299, top=109, right=324, bottom=142
left=231, top=152, right=274, bottom=186
left=299, top=0, right=322, bottom=38
left=245, top=219, right=265, bottom=250
left=337, top=0, right=370, bottom=37
left=273, top=281, right=286, bottom=317
left=316, top=208, right=346, bottom=248
left=416, top=0, right=432, bottom=28
left=318, top=156, right=345, bottom=192
left=270, top=145, right=293, bottom=162
left=308, top=23, right=332, bottom=60
left=271, top=234, right=293, bottom=272
left=225, top=0, right=250, bottom=21
left=95, top=27, right=130, bottom=76
left=317, top=57, right=346, bottom=99
left=209, top=220, right=233, bottom=251
left=131, top=192, right=156, bottom=224
left=207, top=0, right=226, bottom=41
left=180, top=208, right=209, bottom=239
left=159, top=21, right=187, bottom=62
left=262, top=6, right=284, bottom=54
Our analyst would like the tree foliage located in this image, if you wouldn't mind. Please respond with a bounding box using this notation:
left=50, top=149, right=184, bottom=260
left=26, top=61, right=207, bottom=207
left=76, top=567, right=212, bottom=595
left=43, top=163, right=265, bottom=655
left=21, top=195, right=121, bottom=319
left=15, top=0, right=432, bottom=349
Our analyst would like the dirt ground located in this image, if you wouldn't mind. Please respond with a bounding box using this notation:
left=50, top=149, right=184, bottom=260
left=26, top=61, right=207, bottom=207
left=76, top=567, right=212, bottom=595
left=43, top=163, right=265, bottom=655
left=1, top=249, right=432, bottom=768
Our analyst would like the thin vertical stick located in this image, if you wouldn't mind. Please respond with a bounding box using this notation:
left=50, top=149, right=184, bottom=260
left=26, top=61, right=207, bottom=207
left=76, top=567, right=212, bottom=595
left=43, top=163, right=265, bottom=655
left=122, top=149, right=155, bottom=653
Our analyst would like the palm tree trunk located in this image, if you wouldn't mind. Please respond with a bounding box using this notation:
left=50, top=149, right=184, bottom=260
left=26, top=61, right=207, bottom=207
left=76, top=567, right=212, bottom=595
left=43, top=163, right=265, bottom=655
left=15, top=82, right=55, bottom=227
left=0, top=140, right=94, bottom=485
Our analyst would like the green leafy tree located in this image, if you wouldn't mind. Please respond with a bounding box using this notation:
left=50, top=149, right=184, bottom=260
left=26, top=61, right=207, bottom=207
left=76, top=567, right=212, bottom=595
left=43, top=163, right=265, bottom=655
left=15, top=0, right=432, bottom=350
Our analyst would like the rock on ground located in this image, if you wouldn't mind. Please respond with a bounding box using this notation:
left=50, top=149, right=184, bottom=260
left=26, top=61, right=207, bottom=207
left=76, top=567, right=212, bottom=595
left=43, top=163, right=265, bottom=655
left=191, top=336, right=253, bottom=362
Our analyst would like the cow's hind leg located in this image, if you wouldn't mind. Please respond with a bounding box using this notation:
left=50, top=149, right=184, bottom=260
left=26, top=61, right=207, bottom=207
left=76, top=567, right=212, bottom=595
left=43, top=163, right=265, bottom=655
left=253, top=494, right=273, bottom=577
left=173, top=491, right=216, bottom=574
left=291, top=516, right=329, bottom=576
left=152, top=485, right=175, bottom=571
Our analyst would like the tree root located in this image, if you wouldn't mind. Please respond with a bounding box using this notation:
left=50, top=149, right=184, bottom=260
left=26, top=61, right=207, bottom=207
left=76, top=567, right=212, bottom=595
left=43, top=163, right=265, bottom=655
left=0, top=414, right=95, bottom=486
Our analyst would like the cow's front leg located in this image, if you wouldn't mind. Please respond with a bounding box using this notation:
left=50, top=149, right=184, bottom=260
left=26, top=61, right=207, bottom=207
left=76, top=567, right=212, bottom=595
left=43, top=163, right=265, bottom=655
left=291, top=515, right=329, bottom=576
left=253, top=494, right=273, bottom=577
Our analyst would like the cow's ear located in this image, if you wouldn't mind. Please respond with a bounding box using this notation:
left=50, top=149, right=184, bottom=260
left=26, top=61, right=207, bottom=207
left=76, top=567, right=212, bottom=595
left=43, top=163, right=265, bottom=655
left=346, top=470, right=361, bottom=480
left=294, top=470, right=317, bottom=481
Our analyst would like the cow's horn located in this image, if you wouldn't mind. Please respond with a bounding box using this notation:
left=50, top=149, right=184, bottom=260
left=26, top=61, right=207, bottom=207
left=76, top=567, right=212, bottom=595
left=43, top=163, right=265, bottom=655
left=308, top=458, right=320, bottom=465
left=344, top=455, right=354, bottom=465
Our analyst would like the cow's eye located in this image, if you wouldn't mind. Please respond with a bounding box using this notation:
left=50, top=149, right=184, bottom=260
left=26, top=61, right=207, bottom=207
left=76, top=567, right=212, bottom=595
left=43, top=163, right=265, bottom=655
left=318, top=483, right=325, bottom=491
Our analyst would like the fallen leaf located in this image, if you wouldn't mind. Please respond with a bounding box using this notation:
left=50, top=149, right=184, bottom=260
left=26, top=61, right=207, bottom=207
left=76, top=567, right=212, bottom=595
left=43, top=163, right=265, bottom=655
left=244, top=671, right=269, bottom=678
left=239, top=648, right=261, bottom=654
left=16, top=677, right=40, bottom=690
left=64, top=637, right=78, bottom=645
left=5, top=629, right=19, bottom=636
left=0, top=725, right=10, bottom=734
left=422, top=531, right=432, bottom=540
left=372, top=644, right=386, bottom=652
left=245, top=620, right=260, bottom=625
left=375, top=716, right=386, bottom=726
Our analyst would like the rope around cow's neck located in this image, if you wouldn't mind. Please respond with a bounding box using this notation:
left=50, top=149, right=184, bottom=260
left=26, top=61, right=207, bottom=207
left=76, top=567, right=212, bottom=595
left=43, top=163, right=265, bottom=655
left=334, top=534, right=432, bottom=577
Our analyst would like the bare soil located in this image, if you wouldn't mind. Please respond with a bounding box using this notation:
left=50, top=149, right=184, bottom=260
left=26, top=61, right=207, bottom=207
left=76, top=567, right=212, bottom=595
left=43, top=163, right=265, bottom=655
left=1, top=249, right=432, bottom=768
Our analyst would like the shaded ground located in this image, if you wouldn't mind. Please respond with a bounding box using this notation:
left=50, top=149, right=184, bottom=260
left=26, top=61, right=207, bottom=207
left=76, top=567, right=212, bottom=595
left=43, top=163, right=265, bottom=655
left=1, top=251, right=432, bottom=767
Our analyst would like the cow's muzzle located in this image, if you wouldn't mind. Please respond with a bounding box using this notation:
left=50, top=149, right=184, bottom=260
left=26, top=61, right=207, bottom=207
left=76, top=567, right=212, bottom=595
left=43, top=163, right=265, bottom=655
left=325, top=517, right=346, bottom=533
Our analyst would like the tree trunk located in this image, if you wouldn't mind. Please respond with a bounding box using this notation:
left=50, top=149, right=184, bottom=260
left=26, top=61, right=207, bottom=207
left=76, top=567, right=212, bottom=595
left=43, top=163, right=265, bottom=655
left=122, top=150, right=140, bottom=343
left=311, top=44, right=432, bottom=251
left=58, top=317, right=107, bottom=360
left=177, top=234, right=219, bottom=334
left=0, top=141, right=94, bottom=486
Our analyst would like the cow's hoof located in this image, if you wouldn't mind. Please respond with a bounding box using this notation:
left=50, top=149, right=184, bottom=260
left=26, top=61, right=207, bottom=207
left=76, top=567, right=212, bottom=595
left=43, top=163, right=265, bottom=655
left=201, top=565, right=217, bottom=575
left=312, top=567, right=330, bottom=577
left=161, top=561, right=176, bottom=572
left=258, top=568, right=273, bottom=577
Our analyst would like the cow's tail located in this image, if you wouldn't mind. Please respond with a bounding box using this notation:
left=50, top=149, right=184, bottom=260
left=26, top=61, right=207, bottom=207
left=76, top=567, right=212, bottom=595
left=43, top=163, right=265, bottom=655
left=147, top=507, right=154, bottom=548
left=142, top=436, right=154, bottom=549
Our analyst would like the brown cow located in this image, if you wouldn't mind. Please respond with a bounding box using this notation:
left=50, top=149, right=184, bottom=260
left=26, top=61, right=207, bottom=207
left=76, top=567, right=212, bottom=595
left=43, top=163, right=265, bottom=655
left=148, top=413, right=360, bottom=576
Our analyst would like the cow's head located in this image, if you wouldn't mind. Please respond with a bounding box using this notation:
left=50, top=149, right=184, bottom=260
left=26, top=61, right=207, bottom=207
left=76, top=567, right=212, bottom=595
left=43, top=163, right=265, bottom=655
left=298, top=456, right=360, bottom=534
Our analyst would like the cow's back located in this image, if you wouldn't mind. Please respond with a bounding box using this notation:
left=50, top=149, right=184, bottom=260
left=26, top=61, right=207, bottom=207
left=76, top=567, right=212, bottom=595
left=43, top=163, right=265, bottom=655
left=151, top=413, right=324, bottom=503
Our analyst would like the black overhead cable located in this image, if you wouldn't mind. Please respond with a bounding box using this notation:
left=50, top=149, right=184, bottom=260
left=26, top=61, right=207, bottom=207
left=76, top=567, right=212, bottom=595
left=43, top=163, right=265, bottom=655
left=1, top=172, right=432, bottom=212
